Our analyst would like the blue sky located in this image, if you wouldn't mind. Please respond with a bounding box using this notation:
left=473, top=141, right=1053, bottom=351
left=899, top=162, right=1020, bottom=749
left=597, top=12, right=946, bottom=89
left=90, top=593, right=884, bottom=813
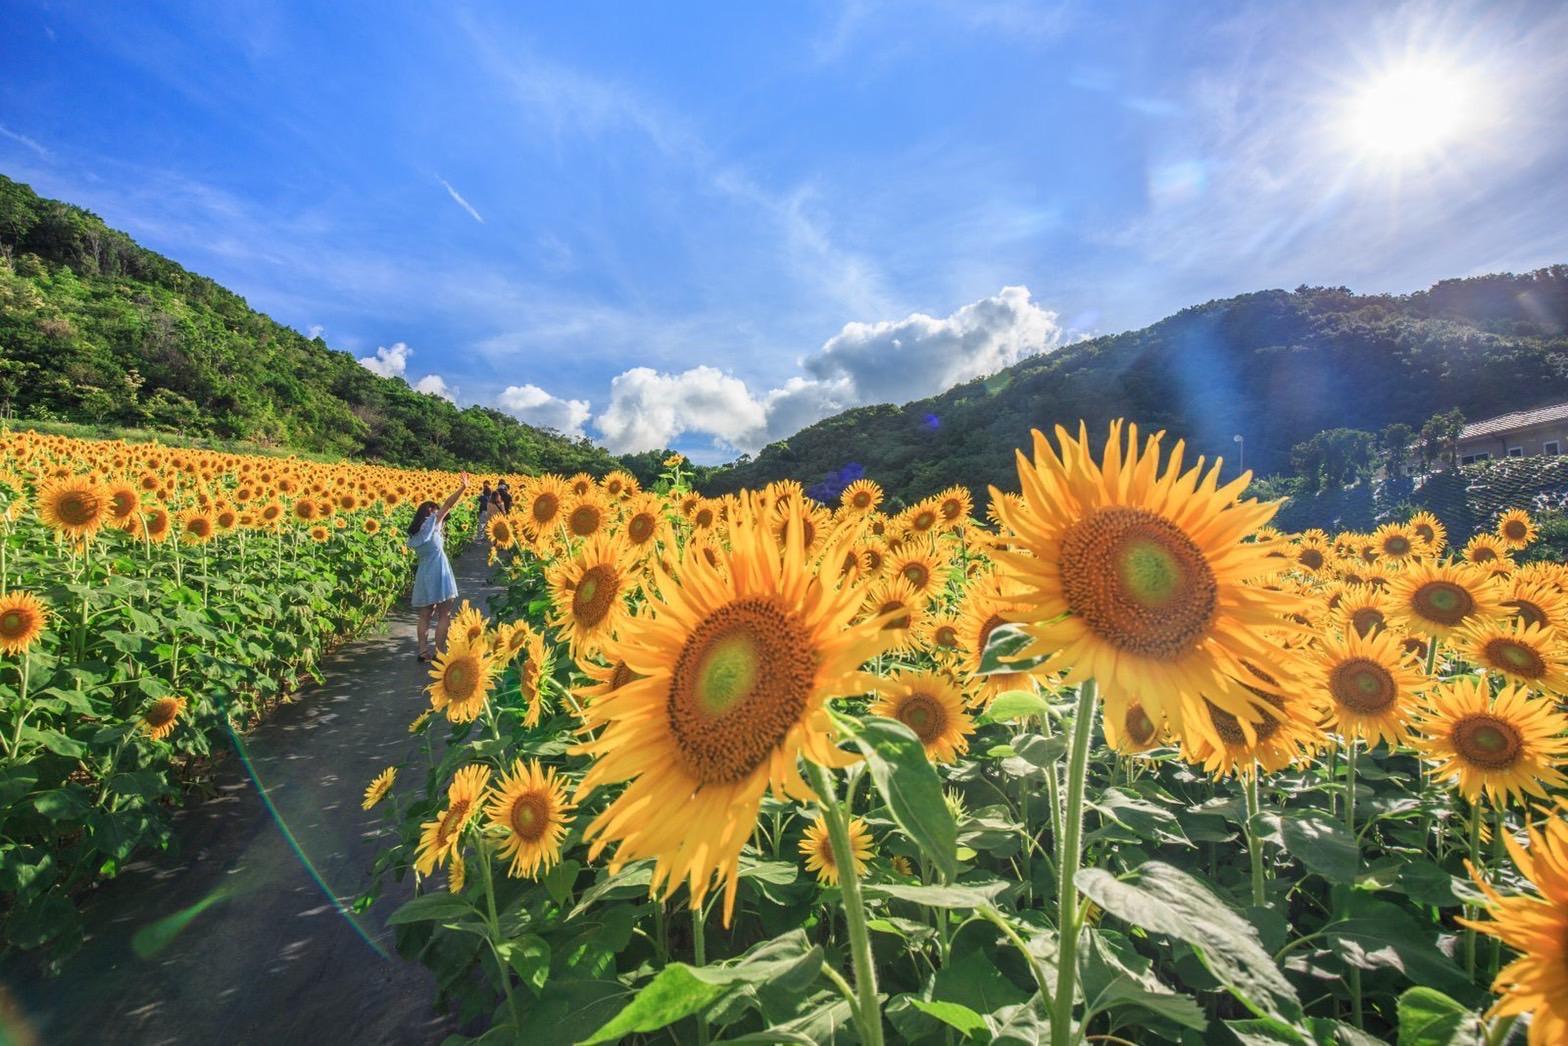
left=4, top=1, right=1566, bottom=462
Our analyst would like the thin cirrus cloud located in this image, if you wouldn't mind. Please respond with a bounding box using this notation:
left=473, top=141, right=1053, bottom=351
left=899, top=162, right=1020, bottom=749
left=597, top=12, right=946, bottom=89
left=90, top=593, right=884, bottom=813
left=438, top=177, right=485, bottom=224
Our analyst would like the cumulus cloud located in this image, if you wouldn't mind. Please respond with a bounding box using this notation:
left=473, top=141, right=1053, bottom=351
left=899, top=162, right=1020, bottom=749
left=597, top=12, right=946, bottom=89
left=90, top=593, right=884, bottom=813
left=358, top=342, right=412, bottom=378
left=596, top=366, right=767, bottom=454
left=803, top=285, right=1061, bottom=404
left=306, top=323, right=326, bottom=340
left=413, top=374, right=457, bottom=401
left=588, top=287, right=1063, bottom=455
left=498, top=383, right=591, bottom=438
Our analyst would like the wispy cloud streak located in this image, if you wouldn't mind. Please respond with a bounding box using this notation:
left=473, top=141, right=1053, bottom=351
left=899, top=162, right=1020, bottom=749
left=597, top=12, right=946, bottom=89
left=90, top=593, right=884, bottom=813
left=438, top=177, right=484, bottom=223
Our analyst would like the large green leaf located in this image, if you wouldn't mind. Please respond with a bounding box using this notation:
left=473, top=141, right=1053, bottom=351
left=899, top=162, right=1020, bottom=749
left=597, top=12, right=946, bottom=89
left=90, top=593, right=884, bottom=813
left=385, top=892, right=479, bottom=926
left=1076, top=862, right=1301, bottom=1023
left=1318, top=900, right=1479, bottom=1002
left=979, top=690, right=1050, bottom=724
left=865, top=880, right=1011, bottom=909
left=846, top=716, right=957, bottom=882
left=1396, top=987, right=1483, bottom=1046
left=908, top=997, right=989, bottom=1039
left=977, top=623, right=1050, bottom=675
left=1279, top=810, right=1359, bottom=884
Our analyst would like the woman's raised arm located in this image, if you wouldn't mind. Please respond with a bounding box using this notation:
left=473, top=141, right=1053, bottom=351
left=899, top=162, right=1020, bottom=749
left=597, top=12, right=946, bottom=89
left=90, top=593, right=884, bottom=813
left=437, top=472, right=470, bottom=521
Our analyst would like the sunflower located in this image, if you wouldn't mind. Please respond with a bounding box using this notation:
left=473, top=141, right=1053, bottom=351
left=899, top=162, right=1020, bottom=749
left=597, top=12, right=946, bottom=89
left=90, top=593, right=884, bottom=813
left=1462, top=533, right=1513, bottom=571
left=991, top=421, right=1298, bottom=739
left=888, top=541, right=950, bottom=600
left=486, top=512, right=517, bottom=549
left=362, top=516, right=381, bottom=535
left=573, top=494, right=894, bottom=923
left=547, top=533, right=637, bottom=658
left=1180, top=663, right=1319, bottom=778
left=602, top=469, right=640, bottom=500
left=1408, top=511, right=1447, bottom=554
left=362, top=767, right=396, bottom=810
left=1291, top=535, right=1336, bottom=575
left=486, top=759, right=575, bottom=879
left=452, top=601, right=487, bottom=647
left=952, top=571, right=1040, bottom=702
left=104, top=480, right=141, bottom=531
left=579, top=655, right=643, bottom=706
left=839, top=479, right=883, bottom=515
left=868, top=670, right=974, bottom=764
left=413, top=765, right=492, bottom=875
left=663, top=452, right=686, bottom=468
left=1502, top=579, right=1568, bottom=631
left=524, top=474, right=571, bottom=534
left=1497, top=509, right=1539, bottom=551
left=37, top=475, right=109, bottom=541
left=568, top=472, right=595, bottom=498
left=902, top=497, right=943, bottom=537
left=428, top=639, right=495, bottom=723
left=1372, top=522, right=1421, bottom=562
left=934, top=485, right=973, bottom=527
left=560, top=492, right=609, bottom=540
left=689, top=498, right=722, bottom=532
left=1461, top=816, right=1568, bottom=1044
left=1105, top=700, right=1165, bottom=755
left=618, top=493, right=670, bottom=557
left=1413, top=675, right=1568, bottom=806
left=214, top=503, right=240, bottom=532
left=1335, top=583, right=1391, bottom=638
left=142, top=696, right=186, bottom=741
left=800, top=815, right=874, bottom=886
left=517, top=629, right=554, bottom=727
left=180, top=509, right=216, bottom=545
left=140, top=506, right=173, bottom=543
left=292, top=496, right=319, bottom=523
left=408, top=708, right=433, bottom=733
left=0, top=591, right=49, bottom=656
left=860, top=575, right=927, bottom=654
left=772, top=501, right=831, bottom=559
left=1458, top=619, right=1568, bottom=694
left=1387, top=560, right=1504, bottom=639
left=308, top=524, right=330, bottom=543
left=1311, top=626, right=1425, bottom=748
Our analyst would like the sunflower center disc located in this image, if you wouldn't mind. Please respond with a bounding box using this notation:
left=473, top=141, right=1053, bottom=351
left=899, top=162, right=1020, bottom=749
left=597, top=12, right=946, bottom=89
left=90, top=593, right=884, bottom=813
left=1125, top=705, right=1157, bottom=745
left=897, top=693, right=945, bottom=743
left=569, top=505, right=600, bottom=535
left=1385, top=537, right=1410, bottom=556
left=668, top=598, right=814, bottom=784
left=1485, top=638, right=1545, bottom=677
left=1060, top=508, right=1218, bottom=660
left=573, top=565, right=619, bottom=628
left=1330, top=658, right=1396, bottom=715
left=933, top=625, right=959, bottom=649
left=1454, top=715, right=1522, bottom=769
left=1506, top=599, right=1547, bottom=629
left=628, top=514, right=655, bottom=544
left=1, top=611, right=22, bottom=634
left=533, top=493, right=559, bottom=524
left=878, top=600, right=912, bottom=631
left=1413, top=581, right=1474, bottom=626
left=902, top=563, right=930, bottom=589
left=60, top=493, right=98, bottom=526
left=1299, top=548, right=1325, bottom=570
left=1351, top=608, right=1385, bottom=637
left=444, top=658, right=478, bottom=701
left=509, top=793, right=550, bottom=842
left=1504, top=521, right=1527, bottom=540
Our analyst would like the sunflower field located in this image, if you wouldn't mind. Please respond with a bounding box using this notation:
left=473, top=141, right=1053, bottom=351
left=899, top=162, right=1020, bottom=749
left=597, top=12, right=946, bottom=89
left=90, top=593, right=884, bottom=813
left=366, top=421, right=1568, bottom=1046
left=0, top=429, right=476, bottom=961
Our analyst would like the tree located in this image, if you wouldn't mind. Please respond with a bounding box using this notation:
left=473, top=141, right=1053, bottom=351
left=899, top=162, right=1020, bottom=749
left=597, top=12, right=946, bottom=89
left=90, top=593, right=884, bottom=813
left=1419, top=408, right=1466, bottom=470
left=1289, top=428, right=1377, bottom=491
left=1379, top=422, right=1414, bottom=478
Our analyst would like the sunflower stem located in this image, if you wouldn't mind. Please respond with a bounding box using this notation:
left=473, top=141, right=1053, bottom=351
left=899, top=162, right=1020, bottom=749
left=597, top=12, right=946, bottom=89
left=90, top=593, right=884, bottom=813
left=478, top=841, right=524, bottom=1032
left=804, top=760, right=884, bottom=1046
left=1341, top=738, right=1363, bottom=1028
left=1244, top=772, right=1266, bottom=908
left=1465, top=799, right=1483, bottom=978
left=691, top=901, right=710, bottom=1046
left=1051, top=678, right=1097, bottom=1046
left=1488, top=805, right=1506, bottom=980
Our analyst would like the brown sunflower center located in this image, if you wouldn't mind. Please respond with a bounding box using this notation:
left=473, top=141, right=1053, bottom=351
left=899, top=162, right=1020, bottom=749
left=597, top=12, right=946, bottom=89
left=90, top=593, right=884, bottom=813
left=609, top=660, right=637, bottom=691
left=877, top=600, right=912, bottom=631
left=508, top=793, right=551, bottom=842
left=940, top=498, right=963, bottom=521
left=1503, top=520, right=1529, bottom=541
left=110, top=490, right=137, bottom=518
left=145, top=698, right=179, bottom=728
left=1414, top=522, right=1435, bottom=542
left=436, top=799, right=472, bottom=848
left=901, top=562, right=931, bottom=590
left=1329, top=658, right=1397, bottom=715
left=0, top=610, right=28, bottom=636
left=1058, top=507, right=1218, bottom=661
left=1350, top=607, right=1385, bottom=637
left=1383, top=536, right=1411, bottom=557
left=1483, top=637, right=1546, bottom=678
left=57, top=491, right=100, bottom=526
left=911, top=509, right=937, bottom=532
left=695, top=508, right=715, bottom=528
left=1471, top=546, right=1499, bottom=564
left=1411, top=580, right=1475, bottom=627
left=442, top=656, right=480, bottom=702
left=895, top=692, right=946, bottom=744
left=569, top=504, right=601, bottom=536
left=627, top=512, right=656, bottom=544
left=1298, top=548, right=1325, bottom=570
left=666, top=598, right=814, bottom=784
left=851, top=490, right=873, bottom=509
left=933, top=624, right=960, bottom=649
left=1125, top=704, right=1157, bottom=746
left=1452, top=714, right=1523, bottom=770
left=1505, top=599, right=1548, bottom=629
left=532, top=492, right=560, bottom=524
left=572, top=564, right=620, bottom=628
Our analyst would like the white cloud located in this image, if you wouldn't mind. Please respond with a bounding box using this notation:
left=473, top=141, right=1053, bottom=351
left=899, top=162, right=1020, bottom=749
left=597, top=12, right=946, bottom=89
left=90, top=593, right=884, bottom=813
left=0, top=123, right=49, bottom=158
left=596, top=366, right=768, bottom=455
left=498, top=384, right=591, bottom=438
left=413, top=374, right=457, bottom=401
left=590, top=287, right=1062, bottom=455
left=438, top=177, right=485, bottom=224
left=306, top=323, right=325, bottom=340
left=357, top=342, right=412, bottom=378
left=804, top=285, right=1061, bottom=404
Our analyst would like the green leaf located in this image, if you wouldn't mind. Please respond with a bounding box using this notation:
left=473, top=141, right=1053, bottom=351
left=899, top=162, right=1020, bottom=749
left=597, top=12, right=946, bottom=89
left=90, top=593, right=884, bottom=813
left=1279, top=810, right=1359, bottom=884
left=569, top=861, right=655, bottom=918
left=1398, top=862, right=1464, bottom=908
left=496, top=934, right=551, bottom=994
left=1396, top=987, right=1483, bottom=1046
left=908, top=998, right=989, bottom=1039
left=543, top=858, right=581, bottom=907
left=845, top=716, right=957, bottom=882
left=1319, top=901, right=1478, bottom=1000
left=977, top=623, right=1049, bottom=675
left=738, top=858, right=800, bottom=885
left=1076, top=862, right=1301, bottom=1024
left=1090, top=788, right=1193, bottom=848
left=385, top=892, right=479, bottom=926
left=979, top=689, right=1049, bottom=724
left=865, top=880, right=1011, bottom=909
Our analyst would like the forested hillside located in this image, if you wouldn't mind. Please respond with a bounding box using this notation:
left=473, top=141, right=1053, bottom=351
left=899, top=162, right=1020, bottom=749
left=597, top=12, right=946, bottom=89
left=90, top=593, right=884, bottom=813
left=704, top=267, right=1568, bottom=505
left=0, top=174, right=617, bottom=474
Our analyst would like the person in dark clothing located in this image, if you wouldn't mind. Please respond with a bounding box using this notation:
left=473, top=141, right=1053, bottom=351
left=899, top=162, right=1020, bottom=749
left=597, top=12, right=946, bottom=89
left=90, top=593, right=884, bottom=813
left=495, top=479, right=513, bottom=514
left=477, top=481, right=493, bottom=521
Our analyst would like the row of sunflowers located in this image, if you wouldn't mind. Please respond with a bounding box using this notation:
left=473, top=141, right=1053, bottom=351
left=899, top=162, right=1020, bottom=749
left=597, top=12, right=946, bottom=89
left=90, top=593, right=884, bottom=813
left=0, top=428, right=479, bottom=963
left=372, top=422, right=1568, bottom=1045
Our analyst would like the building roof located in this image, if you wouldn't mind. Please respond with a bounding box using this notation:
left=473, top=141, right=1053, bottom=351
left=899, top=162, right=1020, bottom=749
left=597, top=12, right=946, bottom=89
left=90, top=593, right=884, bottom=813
left=1461, top=402, right=1568, bottom=439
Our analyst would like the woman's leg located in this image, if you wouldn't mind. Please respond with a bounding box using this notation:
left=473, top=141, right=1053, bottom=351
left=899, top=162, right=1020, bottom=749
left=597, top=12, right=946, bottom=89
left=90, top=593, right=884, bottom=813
left=434, top=599, right=453, bottom=651
left=416, top=605, right=433, bottom=656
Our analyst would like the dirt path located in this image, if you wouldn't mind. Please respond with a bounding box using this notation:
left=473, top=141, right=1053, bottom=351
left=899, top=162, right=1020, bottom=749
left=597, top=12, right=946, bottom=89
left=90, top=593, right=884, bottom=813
left=4, top=540, right=499, bottom=1046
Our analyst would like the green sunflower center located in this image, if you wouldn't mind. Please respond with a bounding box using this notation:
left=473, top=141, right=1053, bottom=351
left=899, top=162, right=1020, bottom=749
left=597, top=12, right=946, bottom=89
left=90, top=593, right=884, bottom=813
left=509, top=793, right=550, bottom=842
left=1453, top=714, right=1523, bottom=770
left=896, top=692, right=945, bottom=743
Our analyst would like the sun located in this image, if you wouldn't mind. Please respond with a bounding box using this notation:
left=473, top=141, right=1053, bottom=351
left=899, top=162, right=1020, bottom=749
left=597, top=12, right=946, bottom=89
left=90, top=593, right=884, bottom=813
left=1341, top=58, right=1480, bottom=164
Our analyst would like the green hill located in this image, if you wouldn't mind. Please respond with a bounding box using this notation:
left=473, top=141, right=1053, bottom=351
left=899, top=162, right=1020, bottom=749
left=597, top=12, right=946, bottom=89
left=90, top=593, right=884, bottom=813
left=703, top=267, right=1568, bottom=506
left=0, top=174, right=618, bottom=475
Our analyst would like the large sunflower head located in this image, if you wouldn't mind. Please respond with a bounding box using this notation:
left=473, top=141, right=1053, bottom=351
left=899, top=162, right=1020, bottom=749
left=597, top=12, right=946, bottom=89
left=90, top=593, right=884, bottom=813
left=1291, top=534, right=1337, bottom=575
left=428, top=639, right=495, bottom=723
left=860, top=575, right=928, bottom=655
left=1460, top=815, right=1568, bottom=1042
left=1413, top=675, right=1568, bottom=807
left=1387, top=560, right=1504, bottom=639
left=487, top=512, right=517, bottom=549
left=617, top=492, right=670, bottom=556
left=868, top=670, right=974, bottom=764
left=142, top=695, right=187, bottom=741
left=565, top=492, right=610, bottom=540
left=1312, top=626, right=1425, bottom=748
left=524, top=474, right=571, bottom=534
left=180, top=508, right=216, bottom=545
left=934, top=485, right=973, bottom=527
left=486, top=758, right=576, bottom=880
left=572, top=494, right=894, bottom=924
left=952, top=570, right=1041, bottom=703
left=547, top=532, right=637, bottom=658
left=38, top=475, right=109, bottom=541
left=0, top=591, right=49, bottom=656
left=1372, top=522, right=1422, bottom=562
left=1180, top=662, right=1320, bottom=778
left=1496, top=508, right=1539, bottom=551
left=888, top=540, right=951, bottom=601
left=105, top=480, right=141, bottom=530
left=990, top=420, right=1300, bottom=741
left=602, top=469, right=640, bottom=500
left=414, top=764, right=492, bottom=876
left=839, top=478, right=884, bottom=515
left=1407, top=511, right=1447, bottom=555
left=799, top=815, right=874, bottom=886
left=1502, top=578, right=1568, bottom=632
left=1334, top=582, right=1391, bottom=638
left=1463, top=533, right=1514, bottom=570
left=1458, top=619, right=1568, bottom=694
